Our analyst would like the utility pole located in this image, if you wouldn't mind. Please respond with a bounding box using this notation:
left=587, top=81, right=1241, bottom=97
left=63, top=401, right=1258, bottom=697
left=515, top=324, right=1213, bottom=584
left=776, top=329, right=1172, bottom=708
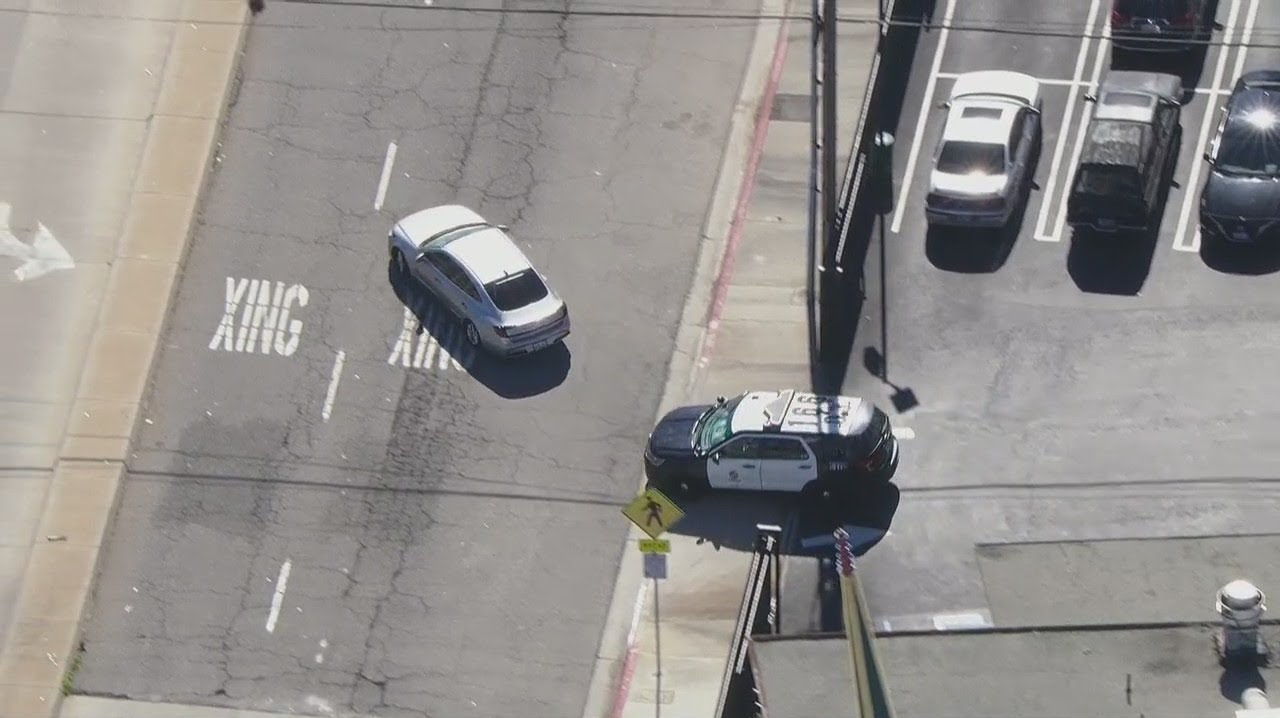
left=811, top=0, right=839, bottom=362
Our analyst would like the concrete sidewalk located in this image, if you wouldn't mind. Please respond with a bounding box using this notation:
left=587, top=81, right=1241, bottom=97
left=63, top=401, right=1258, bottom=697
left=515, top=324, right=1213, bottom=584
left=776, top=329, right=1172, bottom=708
left=0, top=3, right=248, bottom=717
left=597, top=3, right=885, bottom=718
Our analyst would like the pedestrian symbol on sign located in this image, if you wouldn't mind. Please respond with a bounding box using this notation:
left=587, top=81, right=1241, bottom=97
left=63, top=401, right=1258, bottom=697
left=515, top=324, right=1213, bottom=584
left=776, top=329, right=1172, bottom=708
left=645, top=497, right=663, bottom=527
left=622, top=488, right=685, bottom=539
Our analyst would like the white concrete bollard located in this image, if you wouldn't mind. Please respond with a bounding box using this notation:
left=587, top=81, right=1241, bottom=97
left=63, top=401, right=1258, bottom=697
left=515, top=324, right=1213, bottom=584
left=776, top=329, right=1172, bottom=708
left=1217, top=580, right=1267, bottom=658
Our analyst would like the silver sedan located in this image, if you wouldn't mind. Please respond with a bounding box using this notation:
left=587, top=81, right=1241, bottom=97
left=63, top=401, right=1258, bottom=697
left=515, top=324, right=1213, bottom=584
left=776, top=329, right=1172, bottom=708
left=389, top=205, right=570, bottom=357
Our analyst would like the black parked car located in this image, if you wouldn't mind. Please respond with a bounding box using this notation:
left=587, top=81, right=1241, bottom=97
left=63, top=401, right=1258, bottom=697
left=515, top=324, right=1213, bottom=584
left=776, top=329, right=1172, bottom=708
left=1066, top=71, right=1183, bottom=235
left=1110, top=0, right=1212, bottom=52
left=1200, top=71, right=1280, bottom=245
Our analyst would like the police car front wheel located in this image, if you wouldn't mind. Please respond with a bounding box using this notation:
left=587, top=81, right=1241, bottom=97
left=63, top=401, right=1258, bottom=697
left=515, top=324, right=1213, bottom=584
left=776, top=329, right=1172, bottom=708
left=654, top=476, right=709, bottom=499
left=800, top=480, right=838, bottom=503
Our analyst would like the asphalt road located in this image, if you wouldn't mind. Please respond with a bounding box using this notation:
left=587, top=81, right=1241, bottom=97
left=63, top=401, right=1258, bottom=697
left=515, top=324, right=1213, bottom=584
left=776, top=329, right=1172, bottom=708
left=74, top=2, right=756, bottom=715
left=828, top=0, right=1280, bottom=629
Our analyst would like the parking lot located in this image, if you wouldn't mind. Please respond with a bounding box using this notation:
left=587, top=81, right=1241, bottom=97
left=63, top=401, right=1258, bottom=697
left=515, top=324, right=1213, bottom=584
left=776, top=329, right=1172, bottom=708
left=833, top=0, right=1280, bottom=630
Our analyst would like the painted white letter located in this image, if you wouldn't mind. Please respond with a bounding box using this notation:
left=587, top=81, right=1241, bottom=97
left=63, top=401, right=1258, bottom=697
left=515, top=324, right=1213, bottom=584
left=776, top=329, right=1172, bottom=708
left=210, top=277, right=251, bottom=351
left=274, top=284, right=309, bottom=356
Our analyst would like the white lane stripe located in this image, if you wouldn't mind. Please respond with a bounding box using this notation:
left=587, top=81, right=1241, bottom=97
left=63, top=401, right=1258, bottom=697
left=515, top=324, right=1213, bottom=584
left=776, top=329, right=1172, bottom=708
left=266, top=559, right=292, bottom=633
left=1033, top=0, right=1103, bottom=242
left=892, top=426, right=915, bottom=440
left=322, top=350, right=345, bottom=422
left=374, top=141, right=398, bottom=211
left=1043, top=20, right=1111, bottom=243
left=1173, top=0, right=1245, bottom=254
left=889, top=0, right=957, bottom=235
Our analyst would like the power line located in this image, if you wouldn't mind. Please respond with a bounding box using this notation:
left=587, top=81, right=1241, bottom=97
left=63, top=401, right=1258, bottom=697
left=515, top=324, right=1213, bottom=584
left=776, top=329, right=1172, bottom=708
left=276, top=0, right=1280, bottom=49
left=19, top=0, right=1280, bottom=49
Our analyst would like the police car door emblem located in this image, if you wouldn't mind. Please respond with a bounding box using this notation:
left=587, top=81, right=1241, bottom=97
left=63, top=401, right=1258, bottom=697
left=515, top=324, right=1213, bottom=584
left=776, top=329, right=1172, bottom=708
left=729, top=469, right=739, bottom=481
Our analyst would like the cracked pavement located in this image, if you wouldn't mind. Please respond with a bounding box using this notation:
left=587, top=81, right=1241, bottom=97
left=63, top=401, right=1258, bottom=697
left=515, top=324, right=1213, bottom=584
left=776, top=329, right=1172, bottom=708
left=75, top=2, right=757, bottom=715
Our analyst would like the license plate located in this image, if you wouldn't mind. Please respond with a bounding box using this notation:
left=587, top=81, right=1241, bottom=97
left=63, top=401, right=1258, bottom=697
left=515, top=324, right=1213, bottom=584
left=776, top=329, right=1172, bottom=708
left=1233, top=229, right=1250, bottom=241
left=526, top=338, right=553, bottom=353
left=1097, top=218, right=1116, bottom=231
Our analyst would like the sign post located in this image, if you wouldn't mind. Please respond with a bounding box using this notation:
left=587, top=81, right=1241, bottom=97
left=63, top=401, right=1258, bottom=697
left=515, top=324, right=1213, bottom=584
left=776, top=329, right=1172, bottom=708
left=624, top=489, right=683, bottom=718
left=643, top=548, right=668, bottom=718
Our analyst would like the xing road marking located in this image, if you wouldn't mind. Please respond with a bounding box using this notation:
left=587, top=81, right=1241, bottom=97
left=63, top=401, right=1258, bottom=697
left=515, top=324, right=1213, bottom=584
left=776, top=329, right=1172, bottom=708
left=322, top=350, right=345, bottom=422
left=266, top=559, right=292, bottom=633
left=1173, top=0, right=1257, bottom=254
left=374, top=141, right=398, bottom=211
left=0, top=201, right=73, bottom=281
left=387, top=305, right=473, bottom=371
left=1033, top=0, right=1104, bottom=243
left=890, top=0, right=957, bottom=235
left=209, top=278, right=310, bottom=356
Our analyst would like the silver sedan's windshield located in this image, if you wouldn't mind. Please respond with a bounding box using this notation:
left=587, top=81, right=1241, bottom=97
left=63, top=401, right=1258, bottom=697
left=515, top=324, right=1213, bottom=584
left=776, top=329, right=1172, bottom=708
left=936, top=140, right=1006, bottom=175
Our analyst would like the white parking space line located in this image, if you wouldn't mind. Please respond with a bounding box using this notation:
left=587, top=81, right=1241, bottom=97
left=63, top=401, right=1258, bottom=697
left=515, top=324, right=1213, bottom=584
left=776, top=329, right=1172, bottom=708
left=374, top=141, right=398, bottom=211
left=1032, top=0, right=1104, bottom=243
left=1041, top=20, right=1112, bottom=244
left=266, top=559, right=292, bottom=633
left=893, top=426, right=915, bottom=440
left=1172, top=0, right=1249, bottom=254
left=933, top=72, right=1229, bottom=96
left=889, top=0, right=957, bottom=235
left=322, top=349, right=346, bottom=422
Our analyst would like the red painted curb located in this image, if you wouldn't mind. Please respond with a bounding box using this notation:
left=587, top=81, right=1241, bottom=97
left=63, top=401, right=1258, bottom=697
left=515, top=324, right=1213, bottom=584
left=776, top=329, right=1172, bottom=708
left=696, top=15, right=793, bottom=372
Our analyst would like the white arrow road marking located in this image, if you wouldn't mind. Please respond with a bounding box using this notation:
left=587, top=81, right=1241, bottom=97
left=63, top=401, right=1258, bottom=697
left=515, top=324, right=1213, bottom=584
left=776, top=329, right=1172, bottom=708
left=0, top=202, right=74, bottom=281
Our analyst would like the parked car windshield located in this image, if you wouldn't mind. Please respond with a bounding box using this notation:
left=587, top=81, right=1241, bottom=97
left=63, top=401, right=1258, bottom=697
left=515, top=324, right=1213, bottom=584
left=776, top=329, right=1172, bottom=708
left=1074, top=166, right=1141, bottom=198
left=485, top=269, right=549, bottom=311
left=936, top=141, right=1006, bottom=175
left=695, top=395, right=745, bottom=452
left=1114, top=0, right=1190, bottom=17
left=1216, top=117, right=1280, bottom=177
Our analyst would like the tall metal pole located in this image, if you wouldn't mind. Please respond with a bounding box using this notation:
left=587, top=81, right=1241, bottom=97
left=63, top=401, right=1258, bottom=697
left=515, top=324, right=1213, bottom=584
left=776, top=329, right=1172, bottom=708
left=809, top=0, right=821, bottom=357
left=821, top=0, right=838, bottom=276
left=653, top=577, right=662, bottom=718
left=835, top=529, right=873, bottom=718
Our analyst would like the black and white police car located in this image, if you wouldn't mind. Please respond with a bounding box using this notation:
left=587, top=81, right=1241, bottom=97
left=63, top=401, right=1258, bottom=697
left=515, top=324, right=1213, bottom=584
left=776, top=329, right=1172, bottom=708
left=643, top=389, right=900, bottom=499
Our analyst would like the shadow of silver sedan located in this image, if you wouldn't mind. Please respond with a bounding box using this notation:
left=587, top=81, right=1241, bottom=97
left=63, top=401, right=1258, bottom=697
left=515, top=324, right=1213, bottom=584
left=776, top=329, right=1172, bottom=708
left=388, top=205, right=570, bottom=357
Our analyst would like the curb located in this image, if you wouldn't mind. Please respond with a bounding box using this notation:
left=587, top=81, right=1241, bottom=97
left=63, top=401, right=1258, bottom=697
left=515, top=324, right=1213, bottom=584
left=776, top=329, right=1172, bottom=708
left=0, top=3, right=251, bottom=716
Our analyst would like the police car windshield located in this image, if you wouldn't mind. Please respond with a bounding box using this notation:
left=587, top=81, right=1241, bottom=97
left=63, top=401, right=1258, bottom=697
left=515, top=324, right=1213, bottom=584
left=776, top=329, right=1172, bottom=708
left=695, top=396, right=743, bottom=452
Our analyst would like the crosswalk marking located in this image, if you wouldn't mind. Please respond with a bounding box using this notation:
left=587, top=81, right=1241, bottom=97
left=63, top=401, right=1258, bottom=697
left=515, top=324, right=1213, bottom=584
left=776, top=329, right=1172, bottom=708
left=387, top=305, right=474, bottom=371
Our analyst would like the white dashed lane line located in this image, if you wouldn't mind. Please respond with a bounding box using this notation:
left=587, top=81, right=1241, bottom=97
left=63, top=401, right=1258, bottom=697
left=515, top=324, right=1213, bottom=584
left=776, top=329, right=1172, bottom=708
left=265, top=559, right=292, bottom=634
left=374, top=141, right=398, bottom=211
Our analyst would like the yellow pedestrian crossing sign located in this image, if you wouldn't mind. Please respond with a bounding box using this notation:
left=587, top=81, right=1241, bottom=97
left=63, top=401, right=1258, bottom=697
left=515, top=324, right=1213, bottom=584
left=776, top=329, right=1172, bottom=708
left=622, top=488, right=685, bottom=539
